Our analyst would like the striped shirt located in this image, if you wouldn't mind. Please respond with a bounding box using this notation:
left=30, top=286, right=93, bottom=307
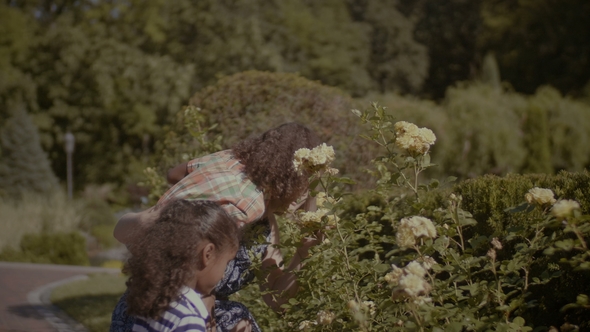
left=157, top=150, right=265, bottom=225
left=132, top=286, right=209, bottom=332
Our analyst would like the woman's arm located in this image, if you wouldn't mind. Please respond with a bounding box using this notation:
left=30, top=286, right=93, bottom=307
left=259, top=214, right=321, bottom=311
left=166, top=162, right=189, bottom=185
left=113, top=207, right=159, bottom=247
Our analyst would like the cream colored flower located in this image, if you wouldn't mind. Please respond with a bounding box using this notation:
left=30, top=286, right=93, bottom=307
left=298, top=210, right=323, bottom=224
left=293, top=144, right=336, bottom=174
left=396, top=216, right=437, bottom=248
left=551, top=199, right=581, bottom=219
left=347, top=300, right=360, bottom=311
left=394, top=121, right=419, bottom=136
left=316, top=310, right=336, bottom=325
left=399, top=274, right=430, bottom=297
left=394, top=121, right=436, bottom=155
left=525, top=187, right=556, bottom=206
left=384, top=264, right=404, bottom=285
left=487, top=248, right=496, bottom=260
left=298, top=320, right=315, bottom=330
left=421, top=256, right=437, bottom=270
left=293, top=148, right=311, bottom=171
left=315, top=192, right=339, bottom=207
left=405, top=261, right=427, bottom=277
left=395, top=224, right=416, bottom=248
left=362, top=301, right=376, bottom=316
left=491, top=237, right=503, bottom=250
left=326, top=167, right=339, bottom=175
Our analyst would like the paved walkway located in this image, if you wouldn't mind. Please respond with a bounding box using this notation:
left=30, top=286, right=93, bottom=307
left=0, top=262, right=120, bottom=332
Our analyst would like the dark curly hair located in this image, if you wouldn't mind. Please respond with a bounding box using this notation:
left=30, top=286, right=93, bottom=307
left=124, top=200, right=239, bottom=319
left=232, top=122, right=322, bottom=209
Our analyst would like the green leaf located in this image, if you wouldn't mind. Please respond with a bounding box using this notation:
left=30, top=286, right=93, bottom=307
left=444, top=322, right=464, bottom=332
left=374, top=264, right=391, bottom=273
left=555, top=239, right=574, bottom=251
left=505, top=202, right=534, bottom=214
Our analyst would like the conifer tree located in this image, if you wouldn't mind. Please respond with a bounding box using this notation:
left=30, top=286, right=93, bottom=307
left=0, top=104, right=59, bottom=197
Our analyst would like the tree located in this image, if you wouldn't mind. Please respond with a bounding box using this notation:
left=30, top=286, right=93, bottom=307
left=398, top=0, right=483, bottom=99
left=479, top=0, right=590, bottom=95
left=0, top=104, right=59, bottom=197
left=348, top=0, right=429, bottom=94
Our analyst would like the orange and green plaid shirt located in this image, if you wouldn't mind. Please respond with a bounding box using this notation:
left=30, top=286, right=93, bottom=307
left=157, top=150, right=266, bottom=225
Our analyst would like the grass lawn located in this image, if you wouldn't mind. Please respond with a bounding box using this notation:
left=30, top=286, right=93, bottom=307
left=51, top=273, right=127, bottom=332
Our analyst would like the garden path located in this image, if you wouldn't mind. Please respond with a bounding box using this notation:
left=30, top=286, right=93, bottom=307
left=0, top=262, right=119, bottom=332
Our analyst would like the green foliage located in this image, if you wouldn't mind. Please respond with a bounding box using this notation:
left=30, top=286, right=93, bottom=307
left=26, top=17, right=194, bottom=187
left=0, top=232, right=89, bottom=266
left=454, top=171, right=590, bottom=234
left=530, top=86, right=590, bottom=172
left=397, top=0, right=483, bottom=99
left=185, top=71, right=379, bottom=188
left=479, top=0, right=590, bottom=95
left=230, top=102, right=590, bottom=331
left=521, top=100, right=552, bottom=174
left=442, top=83, right=528, bottom=177
left=78, top=198, right=117, bottom=250
left=0, top=105, right=59, bottom=197
left=349, top=0, right=429, bottom=94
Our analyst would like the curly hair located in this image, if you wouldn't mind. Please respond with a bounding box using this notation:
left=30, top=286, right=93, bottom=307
left=232, top=122, right=322, bottom=209
left=124, top=200, right=239, bottom=319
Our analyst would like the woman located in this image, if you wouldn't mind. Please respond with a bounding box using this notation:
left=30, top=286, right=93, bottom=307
left=112, top=122, right=322, bottom=332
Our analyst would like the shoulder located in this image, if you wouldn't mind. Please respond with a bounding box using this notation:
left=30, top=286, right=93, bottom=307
left=188, top=150, right=234, bottom=168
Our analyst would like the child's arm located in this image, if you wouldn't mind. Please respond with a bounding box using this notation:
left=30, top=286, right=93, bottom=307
left=113, top=207, right=159, bottom=247
left=166, top=162, right=189, bottom=185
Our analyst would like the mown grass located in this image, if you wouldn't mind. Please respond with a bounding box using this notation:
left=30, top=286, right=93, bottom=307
left=51, top=273, right=127, bottom=332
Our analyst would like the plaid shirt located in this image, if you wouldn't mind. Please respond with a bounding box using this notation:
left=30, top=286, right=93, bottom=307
left=132, top=286, right=208, bottom=332
left=158, top=150, right=265, bottom=224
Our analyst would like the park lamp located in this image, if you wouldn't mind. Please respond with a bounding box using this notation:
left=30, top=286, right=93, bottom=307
left=64, top=131, right=75, bottom=200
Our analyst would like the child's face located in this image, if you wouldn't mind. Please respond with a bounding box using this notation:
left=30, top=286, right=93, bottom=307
left=195, top=247, right=238, bottom=296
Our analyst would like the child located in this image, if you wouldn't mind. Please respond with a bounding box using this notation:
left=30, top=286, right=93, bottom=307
left=123, top=199, right=239, bottom=332
left=113, top=122, right=323, bottom=332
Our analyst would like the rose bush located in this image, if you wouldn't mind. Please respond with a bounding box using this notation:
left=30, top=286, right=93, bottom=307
left=146, top=102, right=590, bottom=331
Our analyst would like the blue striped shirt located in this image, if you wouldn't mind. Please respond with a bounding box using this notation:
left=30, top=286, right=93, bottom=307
left=132, top=286, right=209, bottom=332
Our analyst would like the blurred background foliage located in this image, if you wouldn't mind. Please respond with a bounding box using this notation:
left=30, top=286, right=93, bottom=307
left=1, top=0, right=589, bottom=208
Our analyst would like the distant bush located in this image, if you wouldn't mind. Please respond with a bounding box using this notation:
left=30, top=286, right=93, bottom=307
left=530, top=86, right=590, bottom=172
left=152, top=71, right=378, bottom=190
left=363, top=83, right=590, bottom=179
left=442, top=82, right=528, bottom=177
left=0, top=232, right=89, bottom=266
left=78, top=190, right=118, bottom=250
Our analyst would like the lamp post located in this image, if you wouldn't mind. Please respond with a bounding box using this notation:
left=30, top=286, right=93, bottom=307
left=64, top=131, right=75, bottom=200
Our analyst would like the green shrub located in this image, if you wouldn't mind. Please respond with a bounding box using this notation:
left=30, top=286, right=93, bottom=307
left=442, top=82, right=528, bottom=177
left=521, top=100, right=552, bottom=174
left=153, top=71, right=378, bottom=189
left=454, top=171, right=590, bottom=234
left=530, top=86, right=590, bottom=172
left=0, top=191, right=80, bottom=249
left=78, top=198, right=117, bottom=249
left=0, top=232, right=89, bottom=266
left=235, top=102, right=590, bottom=331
